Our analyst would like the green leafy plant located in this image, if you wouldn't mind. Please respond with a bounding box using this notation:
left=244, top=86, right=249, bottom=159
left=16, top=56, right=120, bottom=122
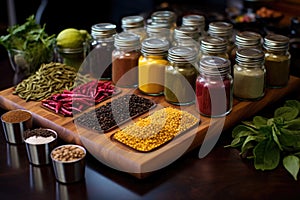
left=0, top=15, right=56, bottom=75
left=225, top=99, right=300, bottom=180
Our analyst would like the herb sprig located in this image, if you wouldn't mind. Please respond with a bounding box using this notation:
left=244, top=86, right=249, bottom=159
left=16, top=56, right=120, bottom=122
left=225, top=99, right=300, bottom=180
left=0, top=15, right=56, bottom=75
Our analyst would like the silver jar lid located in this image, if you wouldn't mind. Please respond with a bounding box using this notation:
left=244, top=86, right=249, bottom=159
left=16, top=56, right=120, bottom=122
left=151, top=10, right=176, bottom=26
left=182, top=14, right=205, bottom=27
left=91, top=23, right=116, bottom=38
left=208, top=21, right=233, bottom=37
left=121, top=15, right=145, bottom=29
left=201, top=36, right=227, bottom=54
left=174, top=26, right=199, bottom=40
left=199, top=56, right=230, bottom=76
left=168, top=46, right=197, bottom=63
left=146, top=23, right=171, bottom=33
left=236, top=48, right=264, bottom=66
left=235, top=31, right=262, bottom=47
left=141, top=37, right=169, bottom=55
left=114, top=32, right=140, bottom=50
left=263, top=34, right=290, bottom=51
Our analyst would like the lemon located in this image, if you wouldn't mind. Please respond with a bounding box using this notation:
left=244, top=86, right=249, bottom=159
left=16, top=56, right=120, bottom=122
left=56, top=28, right=85, bottom=49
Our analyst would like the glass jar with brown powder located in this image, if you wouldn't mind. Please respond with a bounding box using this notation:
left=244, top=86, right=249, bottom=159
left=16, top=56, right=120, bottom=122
left=112, top=32, right=141, bottom=88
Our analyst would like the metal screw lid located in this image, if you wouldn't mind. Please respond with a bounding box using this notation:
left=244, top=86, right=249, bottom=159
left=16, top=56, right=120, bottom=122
left=235, top=31, right=262, bottom=47
left=182, top=14, right=205, bottom=27
left=236, top=48, right=265, bottom=67
left=121, top=15, right=145, bottom=30
left=208, top=21, right=233, bottom=37
left=146, top=23, right=171, bottom=33
left=91, top=23, right=116, bottom=38
left=263, top=34, right=290, bottom=51
left=168, top=46, right=197, bottom=63
left=114, top=32, right=140, bottom=50
left=151, top=10, right=176, bottom=26
left=141, top=37, right=169, bottom=55
left=201, top=36, right=227, bottom=54
left=199, top=56, right=231, bottom=76
left=174, top=26, right=200, bottom=40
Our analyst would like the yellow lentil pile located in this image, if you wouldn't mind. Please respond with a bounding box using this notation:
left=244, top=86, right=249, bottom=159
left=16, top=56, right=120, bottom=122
left=112, top=107, right=199, bottom=152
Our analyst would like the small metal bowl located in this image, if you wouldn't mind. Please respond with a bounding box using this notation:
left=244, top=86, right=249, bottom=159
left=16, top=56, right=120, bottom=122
left=1, top=109, right=33, bottom=144
left=51, top=144, right=86, bottom=184
left=24, top=128, right=58, bottom=165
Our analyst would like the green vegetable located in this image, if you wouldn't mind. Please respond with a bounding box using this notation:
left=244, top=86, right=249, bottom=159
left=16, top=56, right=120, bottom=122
left=0, top=15, right=56, bottom=76
left=225, top=99, right=300, bottom=180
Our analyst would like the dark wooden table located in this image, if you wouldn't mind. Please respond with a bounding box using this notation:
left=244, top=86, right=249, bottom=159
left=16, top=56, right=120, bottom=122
left=1, top=56, right=300, bottom=200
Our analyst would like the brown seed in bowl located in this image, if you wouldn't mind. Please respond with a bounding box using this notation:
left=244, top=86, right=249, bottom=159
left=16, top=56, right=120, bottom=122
left=52, top=145, right=85, bottom=162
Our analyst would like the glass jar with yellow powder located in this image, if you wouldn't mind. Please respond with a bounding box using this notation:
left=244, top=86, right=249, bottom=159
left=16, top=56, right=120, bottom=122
left=138, top=37, right=170, bottom=96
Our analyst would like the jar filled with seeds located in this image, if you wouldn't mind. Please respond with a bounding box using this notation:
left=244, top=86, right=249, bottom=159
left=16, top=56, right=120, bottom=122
left=112, top=32, right=141, bottom=88
left=90, top=23, right=116, bottom=80
left=263, top=34, right=291, bottom=88
left=138, top=37, right=169, bottom=96
left=165, top=46, right=198, bottom=105
left=233, top=48, right=266, bottom=101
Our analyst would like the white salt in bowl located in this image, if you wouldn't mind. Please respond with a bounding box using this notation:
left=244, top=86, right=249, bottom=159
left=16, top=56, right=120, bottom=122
left=23, top=128, right=58, bottom=165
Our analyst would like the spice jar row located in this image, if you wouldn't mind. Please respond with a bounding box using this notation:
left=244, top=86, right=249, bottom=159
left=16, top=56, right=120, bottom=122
left=231, top=31, right=291, bottom=101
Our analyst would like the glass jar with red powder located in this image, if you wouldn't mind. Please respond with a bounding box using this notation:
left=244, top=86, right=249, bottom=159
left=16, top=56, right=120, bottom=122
left=196, top=56, right=233, bottom=117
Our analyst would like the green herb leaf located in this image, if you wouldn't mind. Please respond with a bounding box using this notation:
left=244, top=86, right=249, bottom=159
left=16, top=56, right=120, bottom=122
left=283, top=118, right=300, bottom=130
left=283, top=155, right=300, bottom=181
left=232, top=124, right=258, bottom=138
left=240, top=135, right=265, bottom=156
left=279, top=128, right=300, bottom=151
left=253, top=116, right=268, bottom=128
left=254, top=138, right=280, bottom=171
left=284, top=100, right=300, bottom=114
left=274, top=106, right=299, bottom=121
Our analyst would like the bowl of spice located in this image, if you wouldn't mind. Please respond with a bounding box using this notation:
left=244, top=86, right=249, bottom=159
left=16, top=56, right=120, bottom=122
left=23, top=128, right=58, bottom=165
left=50, top=144, right=86, bottom=184
left=1, top=109, right=33, bottom=144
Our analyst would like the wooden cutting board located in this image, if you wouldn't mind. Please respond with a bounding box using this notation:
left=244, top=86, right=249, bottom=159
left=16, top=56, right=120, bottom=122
left=1, top=76, right=300, bottom=179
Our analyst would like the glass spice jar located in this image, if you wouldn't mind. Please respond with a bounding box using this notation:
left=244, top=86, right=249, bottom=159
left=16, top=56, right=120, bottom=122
left=146, top=23, right=172, bottom=43
left=56, top=45, right=87, bottom=71
left=90, top=23, right=116, bottom=80
left=151, top=10, right=177, bottom=42
left=121, top=15, right=147, bottom=42
left=181, top=14, right=206, bottom=42
left=172, top=26, right=200, bottom=56
left=196, top=56, right=233, bottom=117
left=138, top=37, right=170, bottom=96
left=164, top=46, right=198, bottom=105
left=151, top=10, right=177, bottom=30
left=233, top=48, right=266, bottom=101
left=230, top=31, right=262, bottom=67
left=112, top=32, right=141, bottom=88
left=263, top=34, right=291, bottom=88
left=207, top=21, right=234, bottom=55
left=199, top=36, right=229, bottom=60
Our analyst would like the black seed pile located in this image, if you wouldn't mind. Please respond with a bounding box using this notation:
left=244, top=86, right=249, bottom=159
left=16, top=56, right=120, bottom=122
left=23, top=128, right=56, bottom=140
left=74, top=94, right=155, bottom=133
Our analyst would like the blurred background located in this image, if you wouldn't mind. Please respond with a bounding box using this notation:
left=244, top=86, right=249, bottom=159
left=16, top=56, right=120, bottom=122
left=1, top=0, right=300, bottom=70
